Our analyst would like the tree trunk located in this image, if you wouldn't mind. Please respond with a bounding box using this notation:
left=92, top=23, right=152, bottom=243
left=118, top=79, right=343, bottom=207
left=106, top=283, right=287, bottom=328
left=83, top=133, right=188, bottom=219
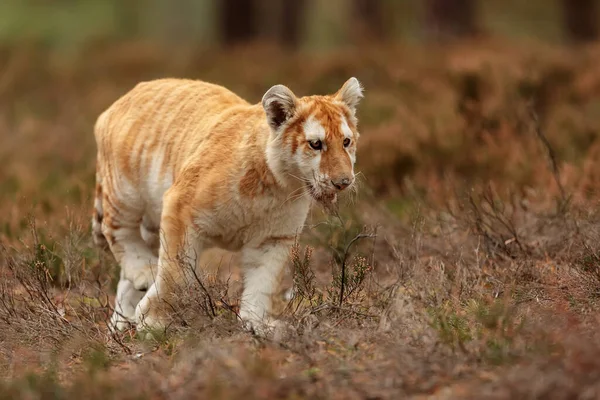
left=425, top=0, right=478, bottom=40
left=280, top=0, right=307, bottom=48
left=220, top=0, right=258, bottom=45
left=353, top=0, right=386, bottom=41
left=562, top=0, right=598, bottom=43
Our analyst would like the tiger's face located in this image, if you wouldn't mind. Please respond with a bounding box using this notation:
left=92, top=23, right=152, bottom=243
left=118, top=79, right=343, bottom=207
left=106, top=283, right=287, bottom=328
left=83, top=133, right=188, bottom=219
left=263, top=77, right=363, bottom=206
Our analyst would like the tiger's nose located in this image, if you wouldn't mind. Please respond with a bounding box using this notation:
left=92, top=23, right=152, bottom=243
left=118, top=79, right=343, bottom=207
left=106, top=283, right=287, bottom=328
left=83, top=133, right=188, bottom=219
left=331, top=177, right=352, bottom=191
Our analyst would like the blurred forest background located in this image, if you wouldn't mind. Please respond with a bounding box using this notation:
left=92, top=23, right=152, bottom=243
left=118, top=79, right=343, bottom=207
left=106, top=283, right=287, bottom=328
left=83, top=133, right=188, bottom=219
left=0, top=0, right=599, bottom=49
left=4, top=1, right=600, bottom=399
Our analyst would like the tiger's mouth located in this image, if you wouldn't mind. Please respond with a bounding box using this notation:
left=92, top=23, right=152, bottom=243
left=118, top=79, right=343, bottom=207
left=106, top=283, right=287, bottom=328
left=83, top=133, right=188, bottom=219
left=307, top=183, right=338, bottom=207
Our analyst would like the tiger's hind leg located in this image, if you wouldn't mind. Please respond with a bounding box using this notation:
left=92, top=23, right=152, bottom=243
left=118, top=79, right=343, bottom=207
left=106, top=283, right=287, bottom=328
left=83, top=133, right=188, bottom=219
left=93, top=167, right=154, bottom=330
left=102, top=208, right=159, bottom=330
left=110, top=271, right=146, bottom=331
left=101, top=194, right=158, bottom=292
left=99, top=187, right=159, bottom=331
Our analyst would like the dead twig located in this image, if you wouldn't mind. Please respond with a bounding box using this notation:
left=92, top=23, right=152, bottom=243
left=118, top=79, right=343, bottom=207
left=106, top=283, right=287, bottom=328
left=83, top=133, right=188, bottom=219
left=339, top=232, right=377, bottom=307
left=529, top=106, right=568, bottom=208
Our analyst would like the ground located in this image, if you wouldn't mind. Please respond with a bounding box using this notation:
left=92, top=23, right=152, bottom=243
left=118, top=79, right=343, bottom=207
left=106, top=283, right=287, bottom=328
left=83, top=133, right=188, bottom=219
left=2, top=40, right=600, bottom=399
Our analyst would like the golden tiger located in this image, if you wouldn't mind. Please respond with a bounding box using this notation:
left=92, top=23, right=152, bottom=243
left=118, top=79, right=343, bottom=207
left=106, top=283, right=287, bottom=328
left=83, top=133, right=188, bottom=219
left=92, top=77, right=363, bottom=334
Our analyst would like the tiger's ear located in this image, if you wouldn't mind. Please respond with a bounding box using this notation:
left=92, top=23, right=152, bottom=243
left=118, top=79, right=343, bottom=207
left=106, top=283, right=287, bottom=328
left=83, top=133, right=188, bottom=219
left=262, top=84, right=297, bottom=132
left=335, top=77, right=364, bottom=113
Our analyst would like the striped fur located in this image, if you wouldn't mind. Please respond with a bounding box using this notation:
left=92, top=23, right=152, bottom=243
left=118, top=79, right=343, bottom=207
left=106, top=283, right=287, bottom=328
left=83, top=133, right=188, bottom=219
left=92, top=77, right=363, bottom=333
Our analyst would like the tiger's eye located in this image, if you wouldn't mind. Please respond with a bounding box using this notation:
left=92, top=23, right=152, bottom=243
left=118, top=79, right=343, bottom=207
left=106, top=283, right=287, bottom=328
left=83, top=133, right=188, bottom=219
left=309, top=140, right=322, bottom=150
left=343, top=138, right=351, bottom=147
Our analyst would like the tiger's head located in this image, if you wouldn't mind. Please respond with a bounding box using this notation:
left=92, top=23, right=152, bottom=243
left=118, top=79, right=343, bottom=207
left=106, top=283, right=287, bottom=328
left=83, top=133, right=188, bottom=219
left=263, top=77, right=363, bottom=207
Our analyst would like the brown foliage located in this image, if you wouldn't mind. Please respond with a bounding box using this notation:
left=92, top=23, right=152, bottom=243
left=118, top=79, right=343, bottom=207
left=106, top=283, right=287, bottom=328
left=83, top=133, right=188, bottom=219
left=2, top=40, right=600, bottom=398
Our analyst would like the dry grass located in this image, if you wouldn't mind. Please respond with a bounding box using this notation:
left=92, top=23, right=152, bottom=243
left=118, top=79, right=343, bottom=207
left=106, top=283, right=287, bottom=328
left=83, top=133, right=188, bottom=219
left=2, top=39, right=600, bottom=398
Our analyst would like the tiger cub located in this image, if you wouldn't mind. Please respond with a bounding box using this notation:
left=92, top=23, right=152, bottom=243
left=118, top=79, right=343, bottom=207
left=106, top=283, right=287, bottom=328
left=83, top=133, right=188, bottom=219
left=92, top=77, right=363, bottom=333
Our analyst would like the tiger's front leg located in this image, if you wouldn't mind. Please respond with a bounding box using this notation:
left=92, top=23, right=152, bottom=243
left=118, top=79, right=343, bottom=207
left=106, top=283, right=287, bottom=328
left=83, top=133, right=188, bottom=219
left=135, top=236, right=203, bottom=331
left=239, top=238, right=294, bottom=335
